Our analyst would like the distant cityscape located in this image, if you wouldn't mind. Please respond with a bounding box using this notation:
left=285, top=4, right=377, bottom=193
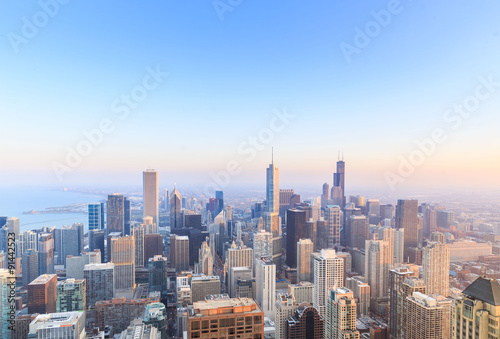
left=1, top=157, right=500, bottom=338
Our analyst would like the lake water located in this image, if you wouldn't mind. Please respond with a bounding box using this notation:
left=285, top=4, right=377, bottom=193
left=0, top=187, right=106, bottom=233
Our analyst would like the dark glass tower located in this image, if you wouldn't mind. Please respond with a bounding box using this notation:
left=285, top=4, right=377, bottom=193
left=333, top=155, right=346, bottom=209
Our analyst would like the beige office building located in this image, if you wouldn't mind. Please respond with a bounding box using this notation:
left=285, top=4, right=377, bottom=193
left=143, top=169, right=159, bottom=225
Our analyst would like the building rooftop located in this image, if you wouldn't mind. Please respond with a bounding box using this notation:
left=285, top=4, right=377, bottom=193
left=29, top=274, right=56, bottom=285
left=191, top=297, right=262, bottom=317
left=463, top=277, right=500, bottom=306
left=29, top=311, right=84, bottom=332
left=84, top=263, right=115, bottom=270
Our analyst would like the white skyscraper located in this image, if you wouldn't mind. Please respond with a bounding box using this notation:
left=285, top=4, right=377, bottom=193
left=325, top=205, right=342, bottom=247
left=423, top=242, right=450, bottom=297
left=275, top=294, right=298, bottom=339
left=17, top=230, right=37, bottom=256
left=143, top=169, right=159, bottom=225
left=264, top=158, right=282, bottom=266
left=297, top=238, right=313, bottom=282
left=365, top=239, right=391, bottom=302
left=313, top=249, right=345, bottom=317
left=197, top=240, right=213, bottom=276
left=394, top=228, right=405, bottom=264
left=255, top=257, right=276, bottom=321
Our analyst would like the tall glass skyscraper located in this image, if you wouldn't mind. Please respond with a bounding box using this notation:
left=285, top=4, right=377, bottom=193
left=88, top=203, right=104, bottom=231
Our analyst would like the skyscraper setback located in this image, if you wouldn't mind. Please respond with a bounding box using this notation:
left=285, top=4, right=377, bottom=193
left=143, top=169, right=159, bottom=225
left=333, top=155, right=346, bottom=208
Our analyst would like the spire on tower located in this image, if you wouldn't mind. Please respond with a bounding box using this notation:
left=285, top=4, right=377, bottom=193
left=272, top=147, right=274, bottom=165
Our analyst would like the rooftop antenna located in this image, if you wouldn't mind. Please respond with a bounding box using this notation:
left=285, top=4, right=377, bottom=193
left=338, top=150, right=340, bottom=161
left=272, top=147, right=274, bottom=165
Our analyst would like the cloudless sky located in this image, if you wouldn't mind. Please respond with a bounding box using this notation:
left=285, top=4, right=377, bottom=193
left=1, top=1, right=500, bottom=195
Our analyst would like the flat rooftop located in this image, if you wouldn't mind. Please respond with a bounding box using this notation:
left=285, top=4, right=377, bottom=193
left=29, top=274, right=56, bottom=285
left=191, top=297, right=262, bottom=317
left=29, top=311, right=84, bottom=331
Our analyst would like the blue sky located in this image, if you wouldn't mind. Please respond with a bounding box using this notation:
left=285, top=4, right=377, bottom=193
left=1, top=1, right=499, bottom=194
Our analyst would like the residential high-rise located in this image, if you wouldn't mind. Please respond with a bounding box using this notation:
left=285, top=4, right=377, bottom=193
left=388, top=267, right=425, bottom=339
left=297, top=238, right=313, bottom=282
left=423, top=242, right=450, bottom=297
left=324, top=287, right=360, bottom=339
left=322, top=183, right=330, bottom=208
left=265, top=158, right=281, bottom=265
left=275, top=294, right=298, bottom=339
left=133, top=224, right=145, bottom=268
left=287, top=303, right=324, bottom=339
left=316, top=218, right=329, bottom=251
left=28, top=274, right=57, bottom=315
left=187, top=297, right=264, bottom=338
left=109, top=235, right=135, bottom=290
left=84, top=262, right=115, bottom=308
left=333, top=157, right=346, bottom=208
left=405, top=292, right=452, bottom=339
left=395, top=199, right=420, bottom=258
left=170, top=187, right=182, bottom=229
left=6, top=217, right=20, bottom=241
left=286, top=209, right=307, bottom=267
left=393, top=228, right=405, bottom=264
left=313, top=249, right=345, bottom=317
left=451, top=277, right=500, bottom=339
left=56, top=278, right=86, bottom=312
left=28, top=311, right=86, bottom=338
left=61, top=224, right=83, bottom=266
left=255, top=257, right=276, bottom=320
left=346, top=276, right=370, bottom=316
left=191, top=276, right=220, bottom=303
left=170, top=234, right=189, bottom=272
left=38, top=233, right=54, bottom=275
left=143, top=169, right=159, bottom=225
left=325, top=205, right=342, bottom=247
left=88, top=202, right=105, bottom=231
left=17, top=230, right=37, bottom=257
left=365, top=239, right=391, bottom=302
left=107, top=193, right=126, bottom=235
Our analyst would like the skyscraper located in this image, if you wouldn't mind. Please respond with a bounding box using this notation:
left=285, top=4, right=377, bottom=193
left=325, top=205, right=342, bottom=247
left=109, top=235, right=135, bottom=290
left=56, top=278, right=86, bottom=312
left=84, top=262, right=115, bottom=307
left=324, top=287, right=360, bottom=339
left=0, top=269, right=14, bottom=338
left=313, top=249, right=345, bottom=317
left=365, top=239, right=391, bottom=303
left=452, top=277, right=500, bottom=339
left=88, top=202, right=104, bottom=231
left=143, top=169, right=159, bottom=225
left=28, top=274, right=57, bottom=315
left=17, top=230, right=37, bottom=257
left=297, top=238, right=313, bottom=282
left=265, top=158, right=281, bottom=265
left=255, top=257, right=276, bottom=321
left=395, top=199, right=420, bottom=258
left=170, top=186, right=182, bottom=229
left=286, top=209, right=307, bottom=267
left=405, top=292, right=452, bottom=339
left=107, top=194, right=127, bottom=235
left=133, top=224, right=145, bottom=268
left=346, top=215, right=369, bottom=250
left=423, top=242, right=450, bottom=297
left=38, top=233, right=54, bottom=275
left=22, top=249, right=39, bottom=286
left=197, top=240, right=213, bottom=276
left=253, top=230, right=273, bottom=260
left=275, top=294, right=298, bottom=339
left=214, top=190, right=224, bottom=218
left=287, top=303, right=324, bottom=339
left=346, top=276, right=370, bottom=316
left=333, top=156, right=346, bottom=208
left=28, top=312, right=86, bottom=338
left=191, top=276, right=220, bottom=303
left=170, top=234, right=189, bottom=272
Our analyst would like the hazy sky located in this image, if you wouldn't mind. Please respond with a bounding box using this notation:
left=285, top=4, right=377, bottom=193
left=1, top=1, right=500, bottom=194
